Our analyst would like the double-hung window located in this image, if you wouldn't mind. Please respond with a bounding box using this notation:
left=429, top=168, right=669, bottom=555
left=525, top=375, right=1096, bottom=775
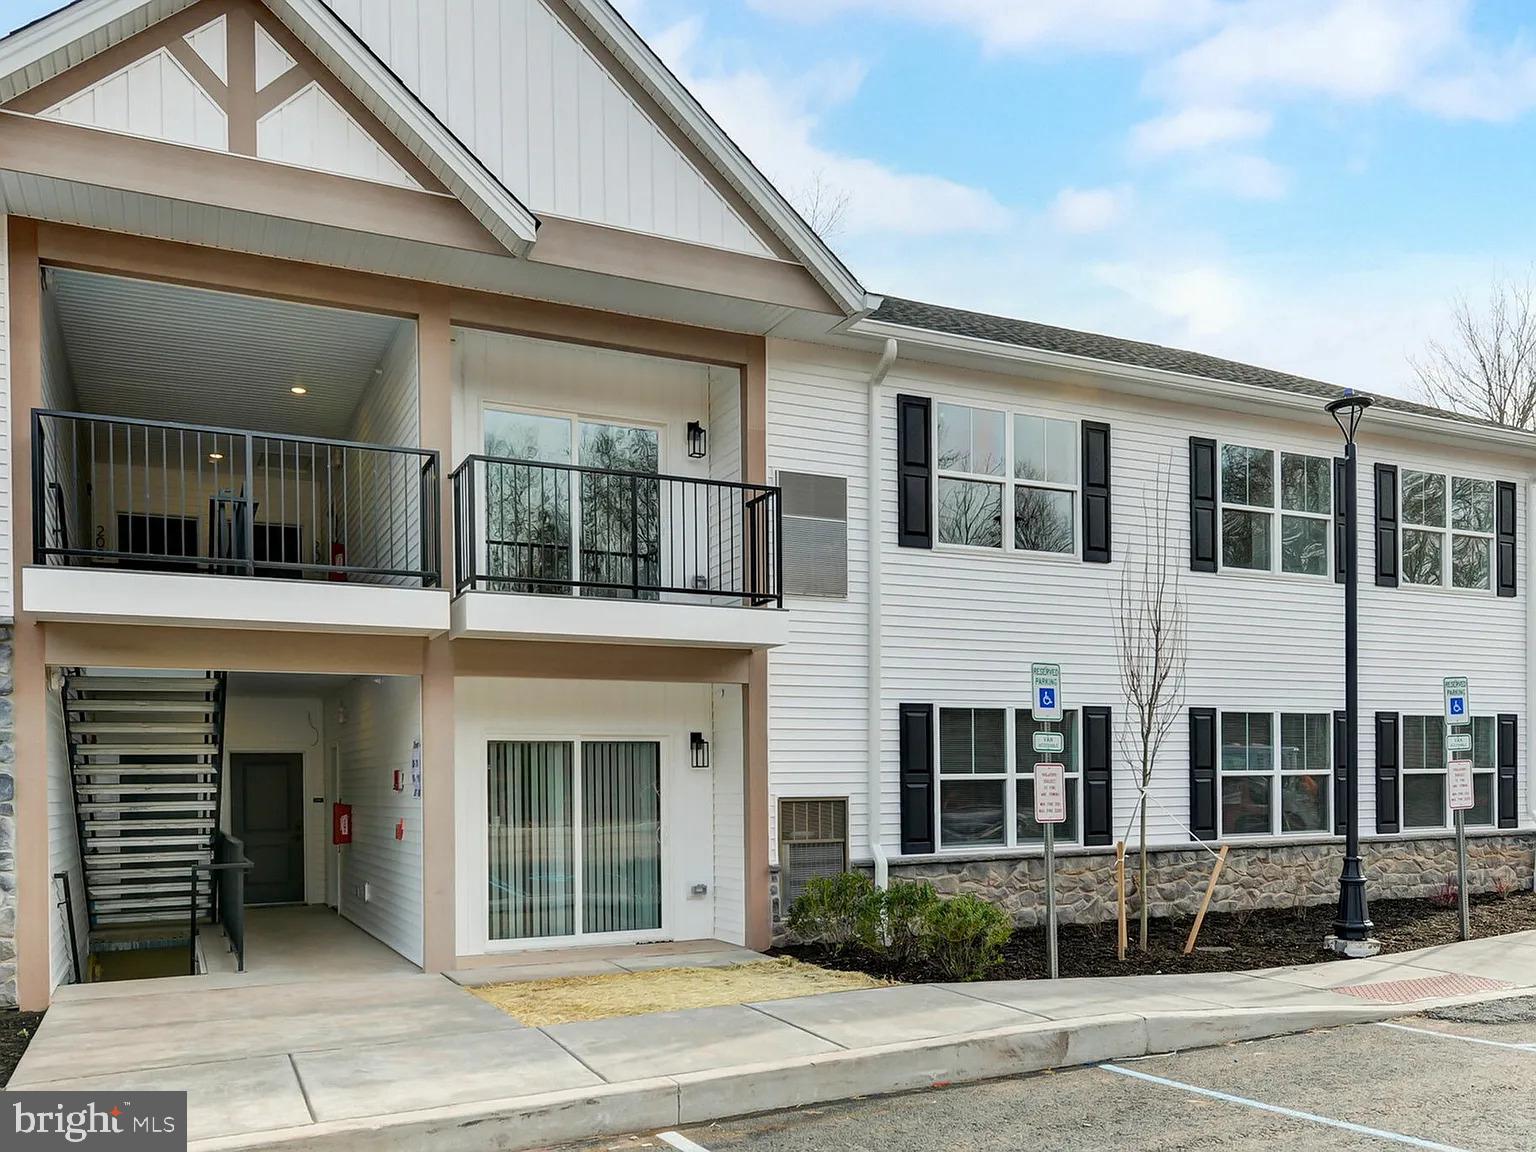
left=1401, top=715, right=1447, bottom=829
left=936, top=707, right=1080, bottom=850
left=936, top=403, right=1077, bottom=555
left=1220, top=444, right=1331, bottom=575
left=1218, top=710, right=1331, bottom=836
left=1401, top=471, right=1495, bottom=590
left=1406, top=714, right=1495, bottom=829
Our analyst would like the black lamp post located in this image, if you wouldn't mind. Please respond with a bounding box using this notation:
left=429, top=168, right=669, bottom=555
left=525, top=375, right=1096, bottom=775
left=1325, top=392, right=1377, bottom=953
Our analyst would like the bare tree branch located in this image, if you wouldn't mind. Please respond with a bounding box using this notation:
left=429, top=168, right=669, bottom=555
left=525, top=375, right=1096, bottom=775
left=788, top=167, right=851, bottom=241
left=1112, top=452, right=1188, bottom=952
left=1412, top=271, right=1536, bottom=428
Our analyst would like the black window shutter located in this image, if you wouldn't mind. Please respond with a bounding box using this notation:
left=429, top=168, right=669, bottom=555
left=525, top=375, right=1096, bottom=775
left=898, top=703, right=935, bottom=853
left=1375, top=712, right=1400, bottom=834
left=1082, top=706, right=1112, bottom=845
left=1496, top=480, right=1517, bottom=598
left=1333, top=457, right=1347, bottom=585
left=896, top=395, right=933, bottom=549
left=1189, top=438, right=1218, bottom=573
left=1374, top=464, right=1399, bottom=588
left=1497, top=713, right=1518, bottom=829
left=1081, top=422, right=1112, bottom=564
left=1333, top=709, right=1348, bottom=835
left=1189, top=707, right=1218, bottom=840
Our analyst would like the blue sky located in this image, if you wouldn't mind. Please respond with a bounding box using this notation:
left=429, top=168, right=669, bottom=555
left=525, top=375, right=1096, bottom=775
left=6, top=0, right=1536, bottom=398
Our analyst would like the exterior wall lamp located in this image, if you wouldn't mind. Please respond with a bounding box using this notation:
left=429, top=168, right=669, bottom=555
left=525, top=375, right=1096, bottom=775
left=690, top=731, right=711, bottom=769
left=687, top=420, right=708, bottom=459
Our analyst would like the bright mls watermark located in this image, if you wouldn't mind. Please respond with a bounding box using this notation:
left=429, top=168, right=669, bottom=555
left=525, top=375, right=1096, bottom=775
left=3, top=1092, right=187, bottom=1149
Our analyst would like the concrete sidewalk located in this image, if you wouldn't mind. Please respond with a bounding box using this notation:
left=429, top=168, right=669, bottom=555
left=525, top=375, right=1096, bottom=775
left=10, top=933, right=1536, bottom=1151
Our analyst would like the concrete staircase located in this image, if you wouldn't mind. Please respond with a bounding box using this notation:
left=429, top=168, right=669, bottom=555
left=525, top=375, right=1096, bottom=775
left=65, top=671, right=227, bottom=931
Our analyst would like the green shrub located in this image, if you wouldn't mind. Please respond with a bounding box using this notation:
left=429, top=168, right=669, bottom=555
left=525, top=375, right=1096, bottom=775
left=786, top=872, right=880, bottom=952
left=924, top=892, right=1012, bottom=981
left=873, top=880, right=941, bottom=964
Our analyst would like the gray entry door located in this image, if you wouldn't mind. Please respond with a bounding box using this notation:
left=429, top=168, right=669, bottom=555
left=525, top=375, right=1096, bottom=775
left=230, top=753, right=305, bottom=905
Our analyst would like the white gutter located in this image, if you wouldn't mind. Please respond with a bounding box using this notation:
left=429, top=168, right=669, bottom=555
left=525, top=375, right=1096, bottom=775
left=866, top=337, right=898, bottom=887
left=851, top=318, right=1536, bottom=456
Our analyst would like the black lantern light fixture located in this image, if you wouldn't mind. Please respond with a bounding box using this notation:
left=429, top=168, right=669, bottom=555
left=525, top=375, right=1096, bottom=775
left=690, top=731, right=710, bottom=769
left=687, top=420, right=708, bottom=459
left=1325, top=391, right=1378, bottom=956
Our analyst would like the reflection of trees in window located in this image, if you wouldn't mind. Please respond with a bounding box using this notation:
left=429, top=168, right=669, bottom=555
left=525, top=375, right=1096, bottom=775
left=938, top=479, right=1002, bottom=548
left=578, top=423, right=660, bottom=600
left=484, top=419, right=572, bottom=595
left=1013, top=486, right=1073, bottom=553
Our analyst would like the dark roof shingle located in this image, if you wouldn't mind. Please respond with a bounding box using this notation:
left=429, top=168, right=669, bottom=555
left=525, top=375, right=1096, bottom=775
left=870, top=295, right=1504, bottom=431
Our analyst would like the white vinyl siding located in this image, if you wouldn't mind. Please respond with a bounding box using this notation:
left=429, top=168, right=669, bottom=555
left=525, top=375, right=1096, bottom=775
left=256, top=82, right=422, bottom=190
left=765, top=338, right=1532, bottom=859
left=345, top=323, right=422, bottom=585
left=324, top=676, right=424, bottom=966
left=40, top=46, right=227, bottom=151
left=324, top=0, right=776, bottom=256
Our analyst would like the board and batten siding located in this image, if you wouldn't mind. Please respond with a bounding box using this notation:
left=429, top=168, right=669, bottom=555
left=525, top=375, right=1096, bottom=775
left=711, top=684, right=746, bottom=945
left=323, top=676, right=424, bottom=966
left=765, top=341, right=872, bottom=863
left=46, top=681, right=85, bottom=991
left=766, top=338, right=1533, bottom=859
left=324, top=0, right=775, bottom=257
left=0, top=213, right=11, bottom=620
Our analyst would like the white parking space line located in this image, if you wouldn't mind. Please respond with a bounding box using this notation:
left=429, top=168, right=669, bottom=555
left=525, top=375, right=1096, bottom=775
left=658, top=1131, right=715, bottom=1152
left=1375, top=1021, right=1536, bottom=1052
left=1100, top=1064, right=1473, bottom=1152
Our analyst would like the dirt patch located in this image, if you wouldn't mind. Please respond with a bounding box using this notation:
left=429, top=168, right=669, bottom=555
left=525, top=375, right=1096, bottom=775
left=780, top=890, right=1536, bottom=983
left=471, top=957, right=888, bottom=1026
left=0, top=1010, right=46, bottom=1087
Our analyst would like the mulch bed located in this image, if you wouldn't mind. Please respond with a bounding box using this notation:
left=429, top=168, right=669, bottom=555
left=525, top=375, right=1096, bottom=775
left=778, top=890, right=1536, bottom=983
left=0, top=1010, right=46, bottom=1087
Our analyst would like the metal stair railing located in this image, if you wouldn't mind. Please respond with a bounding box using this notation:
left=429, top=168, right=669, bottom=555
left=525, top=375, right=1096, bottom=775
left=189, top=832, right=254, bottom=975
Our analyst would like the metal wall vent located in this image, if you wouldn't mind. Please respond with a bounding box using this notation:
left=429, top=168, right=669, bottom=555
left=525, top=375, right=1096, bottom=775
left=779, top=797, right=849, bottom=908
left=779, top=470, right=848, bottom=598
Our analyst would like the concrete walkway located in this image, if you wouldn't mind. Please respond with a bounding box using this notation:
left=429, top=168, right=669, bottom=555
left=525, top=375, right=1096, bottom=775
left=11, top=932, right=1536, bottom=1152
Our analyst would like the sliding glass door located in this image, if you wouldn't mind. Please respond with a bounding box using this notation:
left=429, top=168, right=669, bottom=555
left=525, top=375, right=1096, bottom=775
left=487, top=738, right=662, bottom=942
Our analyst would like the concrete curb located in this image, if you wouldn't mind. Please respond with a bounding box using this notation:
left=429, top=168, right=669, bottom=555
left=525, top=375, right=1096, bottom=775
left=188, top=1004, right=1403, bottom=1152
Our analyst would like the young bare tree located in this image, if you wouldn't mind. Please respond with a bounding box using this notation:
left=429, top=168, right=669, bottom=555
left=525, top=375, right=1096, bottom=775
left=789, top=168, right=851, bottom=241
left=1112, top=454, right=1188, bottom=951
left=1411, top=272, right=1536, bottom=428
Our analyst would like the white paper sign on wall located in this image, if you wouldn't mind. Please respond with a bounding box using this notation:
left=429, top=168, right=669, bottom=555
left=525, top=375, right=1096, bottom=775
left=410, top=738, right=422, bottom=799
left=1034, top=762, right=1067, bottom=825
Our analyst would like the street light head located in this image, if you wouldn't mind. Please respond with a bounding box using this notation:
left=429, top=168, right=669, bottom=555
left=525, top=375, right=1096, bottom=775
left=1326, top=392, right=1373, bottom=445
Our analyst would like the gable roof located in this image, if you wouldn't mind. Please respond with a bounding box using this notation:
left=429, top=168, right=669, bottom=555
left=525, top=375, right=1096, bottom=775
left=563, top=0, right=869, bottom=317
left=869, top=295, right=1512, bottom=434
left=0, top=0, right=540, bottom=256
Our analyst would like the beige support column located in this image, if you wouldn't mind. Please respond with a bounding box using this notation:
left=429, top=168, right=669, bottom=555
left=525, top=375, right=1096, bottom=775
left=418, top=293, right=457, bottom=971
left=742, top=342, right=772, bottom=950
left=10, top=219, right=49, bottom=1009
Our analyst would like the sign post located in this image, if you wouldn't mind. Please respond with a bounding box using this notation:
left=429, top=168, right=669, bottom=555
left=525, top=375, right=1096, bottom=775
left=1444, top=676, right=1472, bottom=941
left=1031, top=662, right=1066, bottom=979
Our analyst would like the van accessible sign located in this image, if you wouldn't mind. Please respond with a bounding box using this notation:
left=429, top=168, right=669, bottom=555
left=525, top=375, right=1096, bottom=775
left=4, top=1092, right=186, bottom=1149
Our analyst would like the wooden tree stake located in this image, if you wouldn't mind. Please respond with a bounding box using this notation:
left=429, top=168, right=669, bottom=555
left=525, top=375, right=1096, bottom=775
left=1182, top=844, right=1229, bottom=955
left=1115, top=840, right=1128, bottom=961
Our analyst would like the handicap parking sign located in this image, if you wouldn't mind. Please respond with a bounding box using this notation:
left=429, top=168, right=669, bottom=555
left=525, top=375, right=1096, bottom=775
left=1443, top=676, right=1469, bottom=725
left=1031, top=663, right=1062, bottom=722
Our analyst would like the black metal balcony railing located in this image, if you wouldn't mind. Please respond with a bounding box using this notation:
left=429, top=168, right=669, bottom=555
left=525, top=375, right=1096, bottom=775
left=451, top=455, right=781, bottom=607
left=33, top=410, right=441, bottom=587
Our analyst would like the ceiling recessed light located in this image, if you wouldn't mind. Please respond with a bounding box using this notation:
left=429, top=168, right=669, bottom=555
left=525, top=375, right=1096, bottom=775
left=208, top=452, right=225, bottom=461
left=290, top=385, right=308, bottom=395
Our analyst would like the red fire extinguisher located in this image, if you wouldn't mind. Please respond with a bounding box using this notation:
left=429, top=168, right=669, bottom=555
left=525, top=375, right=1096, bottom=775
left=329, top=539, right=347, bottom=582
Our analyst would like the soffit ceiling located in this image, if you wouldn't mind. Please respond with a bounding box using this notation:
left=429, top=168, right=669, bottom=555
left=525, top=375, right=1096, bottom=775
left=46, top=267, right=411, bottom=438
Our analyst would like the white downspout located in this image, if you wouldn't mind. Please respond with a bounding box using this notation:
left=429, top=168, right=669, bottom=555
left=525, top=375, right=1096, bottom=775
left=1526, top=482, right=1536, bottom=888
left=867, top=338, right=899, bottom=888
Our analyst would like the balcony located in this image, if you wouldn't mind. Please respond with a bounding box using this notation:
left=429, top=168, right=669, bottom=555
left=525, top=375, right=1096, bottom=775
left=26, top=410, right=449, bottom=635
left=449, top=456, right=788, bottom=648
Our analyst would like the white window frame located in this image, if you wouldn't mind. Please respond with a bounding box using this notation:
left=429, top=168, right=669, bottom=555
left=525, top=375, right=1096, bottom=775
left=933, top=402, right=1080, bottom=559
left=1216, top=442, right=1333, bottom=578
left=1402, top=713, right=1498, bottom=831
left=934, top=706, right=1081, bottom=852
left=1399, top=469, right=1497, bottom=593
left=1216, top=709, right=1334, bottom=838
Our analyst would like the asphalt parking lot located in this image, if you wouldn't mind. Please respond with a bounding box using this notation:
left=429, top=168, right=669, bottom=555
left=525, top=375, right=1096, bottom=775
left=572, top=998, right=1536, bottom=1152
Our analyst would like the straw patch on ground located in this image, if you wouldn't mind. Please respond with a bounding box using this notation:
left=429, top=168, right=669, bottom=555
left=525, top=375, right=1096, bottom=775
left=470, top=957, right=890, bottom=1026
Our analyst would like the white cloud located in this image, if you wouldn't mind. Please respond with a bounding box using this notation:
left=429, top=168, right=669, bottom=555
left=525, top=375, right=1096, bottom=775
left=1186, top=153, right=1290, bottom=200
left=744, top=0, right=1221, bottom=54
left=643, top=16, right=1010, bottom=238
left=1092, top=260, right=1249, bottom=339
left=1048, top=186, right=1131, bottom=234
left=1131, top=105, right=1272, bottom=156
